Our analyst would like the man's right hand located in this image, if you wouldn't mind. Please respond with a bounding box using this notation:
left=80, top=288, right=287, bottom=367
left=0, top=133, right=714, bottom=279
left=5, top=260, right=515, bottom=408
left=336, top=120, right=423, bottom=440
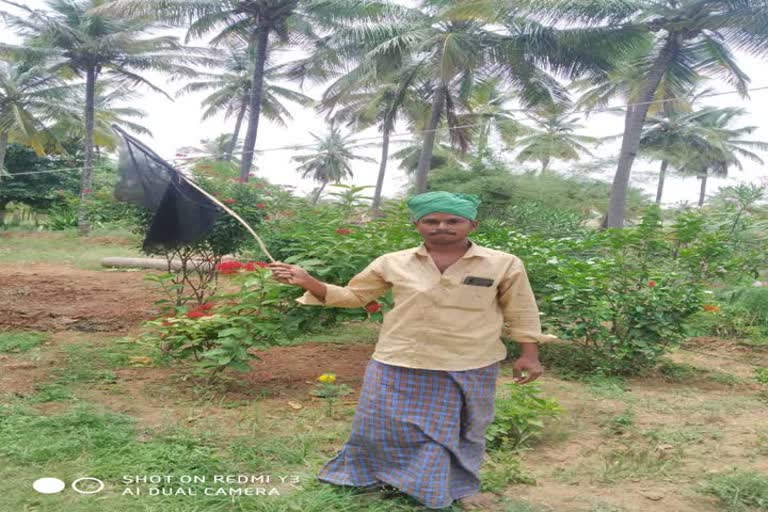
left=267, top=262, right=313, bottom=287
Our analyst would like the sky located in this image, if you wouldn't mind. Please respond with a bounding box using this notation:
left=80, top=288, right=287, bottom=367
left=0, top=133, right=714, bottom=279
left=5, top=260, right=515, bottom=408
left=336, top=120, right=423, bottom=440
left=2, top=1, right=768, bottom=206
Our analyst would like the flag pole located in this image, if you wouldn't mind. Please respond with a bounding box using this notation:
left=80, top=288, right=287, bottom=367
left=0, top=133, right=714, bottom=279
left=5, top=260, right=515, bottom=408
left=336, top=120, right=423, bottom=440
left=113, top=125, right=276, bottom=263
left=180, top=175, right=276, bottom=263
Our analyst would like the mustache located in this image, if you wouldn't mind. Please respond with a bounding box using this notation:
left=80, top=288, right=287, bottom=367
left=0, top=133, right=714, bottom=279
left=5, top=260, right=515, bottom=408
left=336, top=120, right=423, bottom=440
left=431, top=232, right=455, bottom=235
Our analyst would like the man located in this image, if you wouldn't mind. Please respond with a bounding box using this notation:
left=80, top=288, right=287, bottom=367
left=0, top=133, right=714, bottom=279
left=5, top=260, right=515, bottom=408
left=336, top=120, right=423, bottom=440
left=268, top=191, right=548, bottom=510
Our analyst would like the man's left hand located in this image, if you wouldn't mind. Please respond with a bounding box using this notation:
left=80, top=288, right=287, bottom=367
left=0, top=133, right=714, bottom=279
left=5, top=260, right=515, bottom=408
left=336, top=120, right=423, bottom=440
left=512, top=356, right=543, bottom=384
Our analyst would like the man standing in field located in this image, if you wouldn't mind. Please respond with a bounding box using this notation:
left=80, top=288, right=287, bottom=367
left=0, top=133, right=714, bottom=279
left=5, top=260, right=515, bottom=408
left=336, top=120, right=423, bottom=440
left=268, top=191, right=548, bottom=510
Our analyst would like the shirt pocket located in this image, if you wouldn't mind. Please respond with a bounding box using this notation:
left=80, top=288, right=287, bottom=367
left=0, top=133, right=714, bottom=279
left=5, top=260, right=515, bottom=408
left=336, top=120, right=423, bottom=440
left=438, top=283, right=497, bottom=311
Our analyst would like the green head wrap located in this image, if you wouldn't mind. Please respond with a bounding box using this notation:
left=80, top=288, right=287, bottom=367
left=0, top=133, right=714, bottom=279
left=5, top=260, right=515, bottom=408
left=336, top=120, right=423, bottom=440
left=406, top=191, right=481, bottom=222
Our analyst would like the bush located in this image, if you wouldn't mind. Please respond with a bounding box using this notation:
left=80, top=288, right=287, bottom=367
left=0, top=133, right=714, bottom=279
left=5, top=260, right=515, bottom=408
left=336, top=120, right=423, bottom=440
left=486, top=382, right=561, bottom=451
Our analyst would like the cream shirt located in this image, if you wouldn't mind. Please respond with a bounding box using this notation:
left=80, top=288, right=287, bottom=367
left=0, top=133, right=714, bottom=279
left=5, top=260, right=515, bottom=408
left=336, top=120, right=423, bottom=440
left=295, top=239, right=549, bottom=371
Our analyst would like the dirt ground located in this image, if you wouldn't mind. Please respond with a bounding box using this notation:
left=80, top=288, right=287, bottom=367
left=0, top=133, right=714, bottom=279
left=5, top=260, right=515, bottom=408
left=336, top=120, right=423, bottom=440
left=0, top=262, right=161, bottom=332
left=2, top=260, right=767, bottom=512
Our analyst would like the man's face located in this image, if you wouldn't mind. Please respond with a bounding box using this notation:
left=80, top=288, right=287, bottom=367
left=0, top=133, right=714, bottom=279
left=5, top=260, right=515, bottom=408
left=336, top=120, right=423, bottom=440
left=414, top=212, right=477, bottom=244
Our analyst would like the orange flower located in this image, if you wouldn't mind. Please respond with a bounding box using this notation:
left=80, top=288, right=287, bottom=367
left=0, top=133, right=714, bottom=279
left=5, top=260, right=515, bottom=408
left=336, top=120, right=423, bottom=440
left=703, top=304, right=721, bottom=313
left=648, top=280, right=657, bottom=287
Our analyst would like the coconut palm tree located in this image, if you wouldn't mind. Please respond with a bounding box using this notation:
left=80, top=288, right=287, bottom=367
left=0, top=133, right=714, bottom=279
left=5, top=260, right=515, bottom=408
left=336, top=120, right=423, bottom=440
left=519, top=0, right=768, bottom=226
left=326, top=0, right=632, bottom=193
left=318, top=62, right=426, bottom=216
left=0, top=0, right=199, bottom=234
left=678, top=107, right=767, bottom=206
left=52, top=82, right=152, bottom=153
left=638, top=88, right=714, bottom=204
left=0, top=60, right=69, bottom=179
left=177, top=134, right=242, bottom=166
left=641, top=106, right=767, bottom=206
left=176, top=45, right=312, bottom=163
left=465, top=78, right=524, bottom=161
left=515, top=103, right=597, bottom=173
left=292, top=122, right=376, bottom=204
left=639, top=110, right=694, bottom=204
left=100, top=0, right=389, bottom=182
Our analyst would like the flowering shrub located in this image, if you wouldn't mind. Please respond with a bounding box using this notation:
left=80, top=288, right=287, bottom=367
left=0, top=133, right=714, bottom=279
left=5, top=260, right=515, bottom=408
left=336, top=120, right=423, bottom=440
left=137, top=163, right=272, bottom=310
left=144, top=261, right=321, bottom=381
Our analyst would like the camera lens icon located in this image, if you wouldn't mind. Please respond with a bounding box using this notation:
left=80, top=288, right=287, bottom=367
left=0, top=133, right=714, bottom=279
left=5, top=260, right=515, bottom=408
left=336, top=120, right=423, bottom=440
left=71, top=477, right=105, bottom=494
left=32, top=477, right=105, bottom=495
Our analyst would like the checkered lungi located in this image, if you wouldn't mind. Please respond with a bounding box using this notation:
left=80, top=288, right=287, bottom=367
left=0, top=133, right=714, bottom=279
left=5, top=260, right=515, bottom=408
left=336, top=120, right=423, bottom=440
left=317, top=358, right=499, bottom=509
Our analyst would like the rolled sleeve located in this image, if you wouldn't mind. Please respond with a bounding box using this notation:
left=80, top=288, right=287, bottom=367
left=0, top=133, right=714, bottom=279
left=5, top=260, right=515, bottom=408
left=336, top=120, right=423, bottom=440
left=498, top=257, right=550, bottom=344
left=295, top=256, right=391, bottom=308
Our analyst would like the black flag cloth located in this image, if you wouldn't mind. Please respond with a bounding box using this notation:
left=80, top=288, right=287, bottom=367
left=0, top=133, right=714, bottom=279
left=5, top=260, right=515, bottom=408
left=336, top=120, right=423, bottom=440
left=113, top=126, right=220, bottom=252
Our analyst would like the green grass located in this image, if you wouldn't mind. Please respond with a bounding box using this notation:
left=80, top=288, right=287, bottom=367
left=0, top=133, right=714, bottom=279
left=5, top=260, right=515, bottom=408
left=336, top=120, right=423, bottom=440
left=643, top=426, right=723, bottom=445
left=0, top=227, right=142, bottom=269
left=282, top=320, right=379, bottom=346
left=597, top=443, right=683, bottom=483
left=701, top=470, right=768, bottom=511
left=53, top=338, right=159, bottom=386
left=0, top=330, right=48, bottom=353
left=480, top=452, right=535, bottom=493
left=0, top=397, right=462, bottom=512
left=585, top=376, right=630, bottom=400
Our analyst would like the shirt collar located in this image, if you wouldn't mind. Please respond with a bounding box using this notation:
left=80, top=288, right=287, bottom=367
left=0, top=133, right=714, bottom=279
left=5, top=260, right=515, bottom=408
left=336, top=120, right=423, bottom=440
left=414, top=239, right=484, bottom=259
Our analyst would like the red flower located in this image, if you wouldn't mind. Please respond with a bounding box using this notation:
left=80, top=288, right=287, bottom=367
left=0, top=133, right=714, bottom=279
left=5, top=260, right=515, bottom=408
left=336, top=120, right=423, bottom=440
left=256, top=203, right=267, bottom=209
left=648, top=280, right=657, bottom=288
left=215, top=261, right=244, bottom=274
left=365, top=301, right=381, bottom=314
left=186, top=310, right=207, bottom=319
left=199, top=302, right=214, bottom=310
left=336, top=228, right=352, bottom=235
left=223, top=198, right=236, bottom=205
left=242, top=261, right=269, bottom=271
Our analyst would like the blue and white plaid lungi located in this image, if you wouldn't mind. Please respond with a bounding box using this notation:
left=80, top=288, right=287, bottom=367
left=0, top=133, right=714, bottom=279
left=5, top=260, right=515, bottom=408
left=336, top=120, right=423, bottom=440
left=317, top=358, right=499, bottom=509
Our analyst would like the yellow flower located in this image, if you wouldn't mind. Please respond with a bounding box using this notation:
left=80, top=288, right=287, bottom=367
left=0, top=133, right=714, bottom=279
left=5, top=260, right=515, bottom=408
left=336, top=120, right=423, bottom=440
left=317, top=373, right=336, bottom=384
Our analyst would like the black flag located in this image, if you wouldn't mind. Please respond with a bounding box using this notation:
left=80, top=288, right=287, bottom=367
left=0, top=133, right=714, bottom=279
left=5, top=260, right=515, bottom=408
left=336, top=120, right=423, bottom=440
left=113, top=126, right=220, bottom=252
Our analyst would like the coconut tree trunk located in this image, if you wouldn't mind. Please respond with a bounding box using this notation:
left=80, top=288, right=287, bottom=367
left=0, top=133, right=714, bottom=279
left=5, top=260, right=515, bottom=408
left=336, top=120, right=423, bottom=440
left=312, top=181, right=327, bottom=204
left=371, top=121, right=392, bottom=217
left=239, top=27, right=270, bottom=181
left=415, top=84, right=446, bottom=193
left=605, top=35, right=680, bottom=228
left=225, top=99, right=247, bottom=162
left=541, top=157, right=550, bottom=174
left=655, top=160, right=668, bottom=204
left=698, top=170, right=709, bottom=207
left=78, top=65, right=97, bottom=236
left=0, top=131, right=8, bottom=180
left=477, top=121, right=490, bottom=157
